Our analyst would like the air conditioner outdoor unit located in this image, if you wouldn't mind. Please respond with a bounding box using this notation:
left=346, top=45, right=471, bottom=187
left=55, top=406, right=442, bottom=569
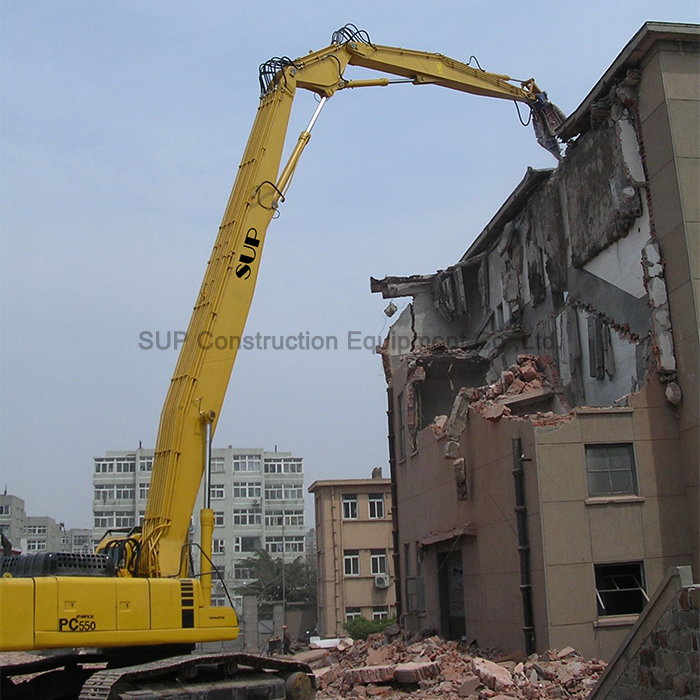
left=374, top=574, right=391, bottom=589
left=252, top=499, right=259, bottom=506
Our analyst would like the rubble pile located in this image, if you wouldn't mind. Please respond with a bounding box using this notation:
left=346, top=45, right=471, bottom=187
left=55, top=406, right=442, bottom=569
left=306, top=635, right=606, bottom=700
left=430, top=354, right=572, bottom=435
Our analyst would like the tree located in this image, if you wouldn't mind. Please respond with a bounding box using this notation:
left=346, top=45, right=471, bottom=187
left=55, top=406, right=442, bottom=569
left=234, top=550, right=316, bottom=605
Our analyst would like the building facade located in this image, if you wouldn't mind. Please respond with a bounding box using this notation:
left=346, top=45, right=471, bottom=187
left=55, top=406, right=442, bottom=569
left=372, top=23, right=698, bottom=661
left=0, top=493, right=94, bottom=554
left=309, top=471, right=396, bottom=637
left=93, top=446, right=306, bottom=605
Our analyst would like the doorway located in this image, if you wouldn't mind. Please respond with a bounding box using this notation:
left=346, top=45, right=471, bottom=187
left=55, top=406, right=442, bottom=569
left=437, top=548, right=465, bottom=640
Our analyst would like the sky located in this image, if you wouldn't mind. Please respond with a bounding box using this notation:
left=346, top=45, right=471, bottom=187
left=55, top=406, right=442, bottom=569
left=1, top=1, right=698, bottom=529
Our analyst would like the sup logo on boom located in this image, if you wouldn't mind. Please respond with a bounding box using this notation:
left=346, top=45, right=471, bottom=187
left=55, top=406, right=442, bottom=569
left=58, top=614, right=96, bottom=632
left=235, top=228, right=261, bottom=280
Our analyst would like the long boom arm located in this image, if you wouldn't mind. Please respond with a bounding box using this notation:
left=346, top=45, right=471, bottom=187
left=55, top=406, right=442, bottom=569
left=140, top=26, right=564, bottom=578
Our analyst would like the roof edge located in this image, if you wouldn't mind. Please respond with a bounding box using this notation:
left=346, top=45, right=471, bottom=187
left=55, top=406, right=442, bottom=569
left=559, top=21, right=700, bottom=141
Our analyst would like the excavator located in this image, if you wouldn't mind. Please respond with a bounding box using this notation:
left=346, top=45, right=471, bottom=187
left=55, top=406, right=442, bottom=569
left=0, top=25, right=564, bottom=700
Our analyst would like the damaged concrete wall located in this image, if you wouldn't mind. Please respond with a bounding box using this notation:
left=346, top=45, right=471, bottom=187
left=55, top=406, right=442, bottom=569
left=373, top=61, right=682, bottom=415
left=373, top=23, right=699, bottom=660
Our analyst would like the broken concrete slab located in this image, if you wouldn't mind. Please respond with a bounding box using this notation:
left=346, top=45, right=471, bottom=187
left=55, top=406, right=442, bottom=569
left=343, top=665, right=396, bottom=685
left=394, top=661, right=441, bottom=683
left=470, top=656, right=514, bottom=691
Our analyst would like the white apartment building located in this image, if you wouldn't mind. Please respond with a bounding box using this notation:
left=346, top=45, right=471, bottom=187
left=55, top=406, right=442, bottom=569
left=93, top=447, right=306, bottom=605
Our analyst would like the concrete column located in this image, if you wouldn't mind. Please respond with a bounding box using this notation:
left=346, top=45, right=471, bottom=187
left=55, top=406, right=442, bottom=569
left=273, top=603, right=284, bottom=638
left=242, top=595, right=258, bottom=652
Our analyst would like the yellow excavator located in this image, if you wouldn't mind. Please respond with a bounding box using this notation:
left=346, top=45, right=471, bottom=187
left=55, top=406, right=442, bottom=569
left=0, top=25, right=564, bottom=700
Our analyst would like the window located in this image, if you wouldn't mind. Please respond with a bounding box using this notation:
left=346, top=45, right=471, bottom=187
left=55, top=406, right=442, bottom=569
left=211, top=457, right=225, bottom=473
left=585, top=444, right=638, bottom=497
left=233, top=537, right=241, bottom=552
left=139, top=458, right=153, bottom=471
left=211, top=595, right=227, bottom=607
left=264, top=459, right=283, bottom=474
left=234, top=565, right=253, bottom=580
left=94, top=485, right=115, bottom=501
left=285, top=536, right=305, bottom=553
left=344, top=550, right=360, bottom=576
left=265, top=484, right=283, bottom=500
left=342, top=495, right=358, bottom=520
left=210, top=485, right=225, bottom=500
left=595, top=562, right=648, bottom=616
left=404, top=543, right=411, bottom=578
left=372, top=606, right=389, bottom=620
left=369, top=494, right=385, bottom=519
left=213, top=539, right=225, bottom=554
left=25, top=525, right=47, bottom=535
left=233, top=482, right=262, bottom=499
left=115, top=487, right=134, bottom=500
left=241, top=536, right=258, bottom=552
left=345, top=607, right=362, bottom=621
left=115, top=514, right=134, bottom=528
left=115, top=460, right=136, bottom=473
left=214, top=512, right=225, bottom=527
left=284, top=485, right=303, bottom=500
left=266, top=536, right=284, bottom=553
left=265, top=510, right=283, bottom=527
left=233, top=509, right=262, bottom=526
left=26, top=540, right=46, bottom=551
left=139, top=485, right=150, bottom=500
left=233, top=455, right=261, bottom=472
left=285, top=511, right=304, bottom=527
left=371, top=550, right=387, bottom=575
left=0, top=505, right=10, bottom=516
left=283, top=459, right=303, bottom=473
left=95, top=459, right=115, bottom=473
left=94, top=511, right=115, bottom=528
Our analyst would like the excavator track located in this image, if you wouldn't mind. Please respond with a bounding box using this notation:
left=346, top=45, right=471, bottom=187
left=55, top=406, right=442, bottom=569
left=3, top=652, right=315, bottom=700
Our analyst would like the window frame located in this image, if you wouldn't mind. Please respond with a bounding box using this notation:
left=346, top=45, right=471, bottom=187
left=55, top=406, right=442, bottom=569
left=345, top=607, right=362, bottom=621
left=585, top=443, right=638, bottom=497
left=342, top=495, right=358, bottom=520
left=343, top=550, right=360, bottom=576
left=370, top=550, right=387, bottom=575
left=372, top=606, right=389, bottom=621
left=368, top=494, right=385, bottom=519
left=594, top=561, right=649, bottom=617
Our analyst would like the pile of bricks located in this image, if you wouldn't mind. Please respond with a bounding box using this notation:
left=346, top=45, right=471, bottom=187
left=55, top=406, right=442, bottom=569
left=304, top=634, right=607, bottom=699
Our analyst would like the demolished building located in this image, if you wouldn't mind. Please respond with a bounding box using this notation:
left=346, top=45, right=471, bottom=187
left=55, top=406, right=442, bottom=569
left=371, top=22, right=699, bottom=661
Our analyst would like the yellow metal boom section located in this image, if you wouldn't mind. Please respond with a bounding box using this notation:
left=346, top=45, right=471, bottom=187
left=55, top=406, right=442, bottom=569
left=140, top=30, right=560, bottom=578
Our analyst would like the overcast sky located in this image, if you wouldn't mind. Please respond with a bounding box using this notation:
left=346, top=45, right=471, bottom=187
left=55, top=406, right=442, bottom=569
left=1, top=2, right=697, bottom=530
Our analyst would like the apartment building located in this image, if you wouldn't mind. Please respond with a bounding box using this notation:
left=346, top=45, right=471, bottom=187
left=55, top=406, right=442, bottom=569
left=0, top=493, right=94, bottom=554
left=0, top=494, right=26, bottom=550
left=309, top=470, right=396, bottom=637
left=93, top=446, right=306, bottom=605
left=372, top=23, right=698, bottom=660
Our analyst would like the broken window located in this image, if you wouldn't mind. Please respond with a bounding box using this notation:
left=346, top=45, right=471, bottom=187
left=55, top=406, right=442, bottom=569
left=344, top=550, right=360, bottom=576
left=342, top=495, right=358, bottom=520
left=595, top=562, right=648, bottom=616
left=585, top=443, right=638, bottom=496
